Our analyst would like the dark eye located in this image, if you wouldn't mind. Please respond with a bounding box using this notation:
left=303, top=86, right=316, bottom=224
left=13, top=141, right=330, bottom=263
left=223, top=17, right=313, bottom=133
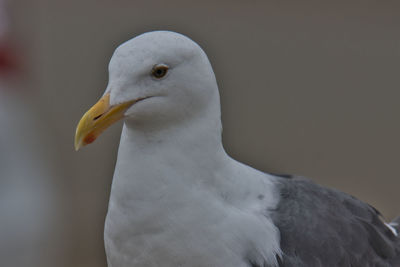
left=151, top=64, right=169, bottom=79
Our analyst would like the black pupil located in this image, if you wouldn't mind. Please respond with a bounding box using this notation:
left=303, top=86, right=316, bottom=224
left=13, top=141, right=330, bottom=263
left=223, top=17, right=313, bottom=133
left=154, top=67, right=166, bottom=78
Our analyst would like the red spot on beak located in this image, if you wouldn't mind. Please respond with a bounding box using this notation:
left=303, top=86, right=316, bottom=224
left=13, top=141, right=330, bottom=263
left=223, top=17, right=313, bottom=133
left=83, top=133, right=97, bottom=145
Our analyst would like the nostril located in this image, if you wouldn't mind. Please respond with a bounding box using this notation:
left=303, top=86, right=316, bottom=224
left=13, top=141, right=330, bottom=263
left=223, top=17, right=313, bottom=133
left=93, top=114, right=103, bottom=121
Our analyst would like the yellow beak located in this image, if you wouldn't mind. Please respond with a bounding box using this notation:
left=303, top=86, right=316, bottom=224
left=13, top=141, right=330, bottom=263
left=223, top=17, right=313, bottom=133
left=74, top=93, right=137, bottom=151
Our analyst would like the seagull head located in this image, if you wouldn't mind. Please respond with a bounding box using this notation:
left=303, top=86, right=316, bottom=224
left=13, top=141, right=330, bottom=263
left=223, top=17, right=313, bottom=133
left=74, top=31, right=219, bottom=150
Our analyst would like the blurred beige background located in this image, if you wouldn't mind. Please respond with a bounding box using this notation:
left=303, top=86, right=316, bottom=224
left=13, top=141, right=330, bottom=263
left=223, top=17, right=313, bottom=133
left=3, top=1, right=400, bottom=266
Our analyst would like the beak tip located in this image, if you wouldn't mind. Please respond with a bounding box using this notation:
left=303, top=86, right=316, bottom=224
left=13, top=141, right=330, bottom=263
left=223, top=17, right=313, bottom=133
left=74, top=136, right=83, bottom=151
left=74, top=142, right=81, bottom=151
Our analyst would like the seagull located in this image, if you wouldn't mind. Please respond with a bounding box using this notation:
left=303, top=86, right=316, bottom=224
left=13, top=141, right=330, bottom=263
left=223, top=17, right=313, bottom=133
left=75, top=31, right=400, bottom=267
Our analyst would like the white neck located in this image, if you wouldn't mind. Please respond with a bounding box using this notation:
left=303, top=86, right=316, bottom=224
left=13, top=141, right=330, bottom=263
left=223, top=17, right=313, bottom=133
left=104, top=96, right=281, bottom=267
left=112, top=93, right=227, bottom=194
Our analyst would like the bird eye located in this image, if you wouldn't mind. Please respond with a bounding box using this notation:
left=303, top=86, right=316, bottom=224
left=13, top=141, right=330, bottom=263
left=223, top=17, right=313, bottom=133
left=151, top=64, right=169, bottom=79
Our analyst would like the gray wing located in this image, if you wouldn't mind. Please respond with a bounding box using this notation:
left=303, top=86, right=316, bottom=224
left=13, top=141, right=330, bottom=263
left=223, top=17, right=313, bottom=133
left=269, top=175, right=400, bottom=267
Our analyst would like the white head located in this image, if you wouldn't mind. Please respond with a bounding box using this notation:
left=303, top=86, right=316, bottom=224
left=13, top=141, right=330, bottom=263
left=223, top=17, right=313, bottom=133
left=75, top=31, right=222, bottom=149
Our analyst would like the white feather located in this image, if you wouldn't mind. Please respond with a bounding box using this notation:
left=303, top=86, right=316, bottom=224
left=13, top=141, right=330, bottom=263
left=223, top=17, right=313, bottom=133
left=386, top=222, right=398, bottom=236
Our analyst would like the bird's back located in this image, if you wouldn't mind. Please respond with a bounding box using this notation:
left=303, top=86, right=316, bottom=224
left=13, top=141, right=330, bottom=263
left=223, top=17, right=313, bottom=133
left=270, top=175, right=400, bottom=267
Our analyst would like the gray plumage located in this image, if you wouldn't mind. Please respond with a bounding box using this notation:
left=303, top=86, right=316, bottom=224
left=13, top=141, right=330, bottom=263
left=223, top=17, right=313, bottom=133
left=269, top=175, right=400, bottom=267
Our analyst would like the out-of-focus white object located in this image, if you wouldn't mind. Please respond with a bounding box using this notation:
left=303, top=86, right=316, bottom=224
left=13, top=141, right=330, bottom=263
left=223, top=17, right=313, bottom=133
left=0, top=1, right=57, bottom=266
left=0, top=88, right=55, bottom=267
